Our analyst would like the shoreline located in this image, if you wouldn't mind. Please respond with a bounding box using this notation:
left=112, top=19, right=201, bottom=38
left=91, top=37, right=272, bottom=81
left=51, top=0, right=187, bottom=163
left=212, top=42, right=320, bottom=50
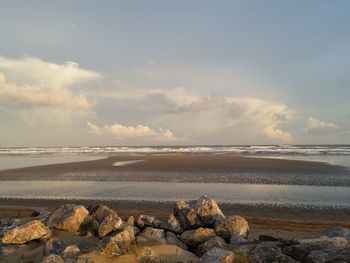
left=0, top=155, right=349, bottom=186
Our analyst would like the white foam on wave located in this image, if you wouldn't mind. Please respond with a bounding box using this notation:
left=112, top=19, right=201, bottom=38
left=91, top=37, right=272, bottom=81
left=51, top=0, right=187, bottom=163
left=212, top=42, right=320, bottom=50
left=113, top=160, right=144, bottom=167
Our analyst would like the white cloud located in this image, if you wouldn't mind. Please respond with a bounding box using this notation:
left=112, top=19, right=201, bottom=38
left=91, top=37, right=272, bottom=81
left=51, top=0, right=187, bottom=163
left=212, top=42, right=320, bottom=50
left=96, top=87, right=294, bottom=143
left=304, top=116, right=338, bottom=134
left=87, top=121, right=177, bottom=141
left=0, top=56, right=101, bottom=125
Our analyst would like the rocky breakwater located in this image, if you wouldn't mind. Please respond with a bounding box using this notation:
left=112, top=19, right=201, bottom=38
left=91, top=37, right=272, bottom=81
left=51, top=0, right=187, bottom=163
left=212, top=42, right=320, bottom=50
left=0, top=195, right=349, bottom=262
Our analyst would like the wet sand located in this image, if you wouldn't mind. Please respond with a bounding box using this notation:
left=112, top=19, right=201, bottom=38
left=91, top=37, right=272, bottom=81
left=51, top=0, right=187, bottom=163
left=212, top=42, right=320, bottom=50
left=0, top=155, right=349, bottom=186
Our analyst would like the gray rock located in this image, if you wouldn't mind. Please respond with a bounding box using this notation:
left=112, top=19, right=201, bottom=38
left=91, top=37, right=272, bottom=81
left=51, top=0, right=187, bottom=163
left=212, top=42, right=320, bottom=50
left=0, top=245, right=19, bottom=256
left=99, top=236, right=122, bottom=256
left=174, top=195, right=225, bottom=230
left=283, top=237, right=347, bottom=261
left=0, top=220, right=51, bottom=245
left=196, top=236, right=227, bottom=256
left=199, top=247, right=235, bottom=263
left=136, top=227, right=167, bottom=246
left=42, top=254, right=64, bottom=263
left=165, top=231, right=188, bottom=250
left=215, top=215, right=249, bottom=240
left=249, top=242, right=297, bottom=263
left=44, top=237, right=65, bottom=256
left=90, top=205, right=123, bottom=238
left=180, top=227, right=217, bottom=246
left=99, top=225, right=135, bottom=256
left=48, top=204, right=89, bottom=234
left=230, top=233, right=248, bottom=245
left=165, top=214, right=183, bottom=234
left=61, top=245, right=81, bottom=261
left=306, top=247, right=350, bottom=263
left=323, top=227, right=350, bottom=242
left=137, top=215, right=155, bottom=229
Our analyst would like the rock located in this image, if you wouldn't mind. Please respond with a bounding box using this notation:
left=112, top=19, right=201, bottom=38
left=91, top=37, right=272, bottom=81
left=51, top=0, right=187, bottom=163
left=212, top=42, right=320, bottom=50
left=0, top=220, right=51, bottom=245
left=199, top=247, right=235, bottom=263
left=137, top=227, right=167, bottom=246
left=180, top=227, right=217, bottom=246
left=0, top=245, right=18, bottom=256
left=174, top=195, right=225, bottom=230
left=74, top=257, right=94, bottom=263
left=127, top=216, right=135, bottom=226
left=61, top=245, right=81, bottom=260
left=283, top=237, right=347, bottom=261
left=215, top=215, right=249, bottom=240
left=137, top=215, right=155, bottom=229
left=166, top=231, right=188, bottom=250
left=48, top=204, right=89, bottom=233
left=90, top=205, right=123, bottom=238
left=230, top=233, right=248, bottom=245
left=196, top=236, right=227, bottom=256
left=137, top=244, right=199, bottom=263
left=99, top=225, right=135, bottom=256
left=99, top=236, right=122, bottom=256
left=42, top=254, right=64, bottom=263
left=44, top=237, right=65, bottom=256
left=248, top=242, right=297, bottom=263
left=165, top=214, right=183, bottom=234
left=306, top=247, right=350, bottom=263
left=323, top=227, right=350, bottom=242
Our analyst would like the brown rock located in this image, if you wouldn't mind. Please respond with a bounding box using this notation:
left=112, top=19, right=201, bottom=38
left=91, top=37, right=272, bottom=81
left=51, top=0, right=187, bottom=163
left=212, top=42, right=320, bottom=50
left=199, top=247, right=235, bottom=263
left=90, top=205, right=123, bottom=238
left=180, top=228, right=217, bottom=246
left=137, top=227, right=167, bottom=246
left=196, top=236, right=227, bottom=256
left=48, top=204, right=89, bottom=233
left=215, top=215, right=249, bottom=240
left=174, top=195, right=225, bottom=230
left=0, top=220, right=51, bottom=245
left=166, top=231, right=188, bottom=250
left=42, top=254, right=64, bottom=263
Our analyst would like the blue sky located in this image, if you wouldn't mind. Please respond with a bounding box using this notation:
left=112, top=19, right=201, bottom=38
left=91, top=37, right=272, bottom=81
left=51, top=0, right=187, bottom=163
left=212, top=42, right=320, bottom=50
left=0, top=0, right=349, bottom=146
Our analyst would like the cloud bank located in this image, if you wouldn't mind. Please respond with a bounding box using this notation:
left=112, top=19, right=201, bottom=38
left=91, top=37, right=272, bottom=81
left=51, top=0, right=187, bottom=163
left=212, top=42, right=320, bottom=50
left=304, top=117, right=338, bottom=134
left=0, top=56, right=101, bottom=125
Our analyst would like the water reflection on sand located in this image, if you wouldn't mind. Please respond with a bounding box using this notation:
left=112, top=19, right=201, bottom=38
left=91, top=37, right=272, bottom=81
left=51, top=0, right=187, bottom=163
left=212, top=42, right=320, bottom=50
left=0, top=181, right=349, bottom=207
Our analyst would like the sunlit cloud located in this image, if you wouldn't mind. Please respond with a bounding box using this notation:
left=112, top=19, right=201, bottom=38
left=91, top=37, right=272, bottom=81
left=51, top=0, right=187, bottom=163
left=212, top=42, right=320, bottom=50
left=304, top=117, right=338, bottom=134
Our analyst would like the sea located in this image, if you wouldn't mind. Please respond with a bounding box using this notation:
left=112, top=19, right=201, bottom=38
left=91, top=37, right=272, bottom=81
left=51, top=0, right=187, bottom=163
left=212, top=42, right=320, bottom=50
left=0, top=145, right=349, bottom=207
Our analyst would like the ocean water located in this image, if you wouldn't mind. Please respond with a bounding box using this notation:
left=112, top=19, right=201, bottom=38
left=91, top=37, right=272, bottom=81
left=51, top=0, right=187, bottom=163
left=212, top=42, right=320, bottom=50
left=0, top=145, right=350, bottom=169
left=0, top=145, right=349, bottom=207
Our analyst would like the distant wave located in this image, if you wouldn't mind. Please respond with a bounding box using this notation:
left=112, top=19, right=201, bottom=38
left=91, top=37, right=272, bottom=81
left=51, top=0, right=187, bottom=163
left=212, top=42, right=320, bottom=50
left=0, top=145, right=349, bottom=156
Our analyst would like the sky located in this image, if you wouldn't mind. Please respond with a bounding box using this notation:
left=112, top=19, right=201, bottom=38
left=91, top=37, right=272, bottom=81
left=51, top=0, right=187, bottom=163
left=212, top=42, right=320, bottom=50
left=0, top=0, right=349, bottom=146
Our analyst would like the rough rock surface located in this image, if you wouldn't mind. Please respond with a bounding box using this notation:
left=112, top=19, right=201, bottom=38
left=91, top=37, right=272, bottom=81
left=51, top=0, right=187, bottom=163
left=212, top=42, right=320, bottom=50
left=215, top=215, right=250, bottom=240
left=306, top=247, right=350, bottom=263
left=166, top=231, right=188, bottom=250
left=180, top=227, right=217, bottom=246
left=90, top=205, right=123, bottom=237
left=174, top=195, right=225, bottom=230
left=44, top=237, right=65, bottom=256
left=196, top=236, right=227, bottom=256
left=48, top=204, right=89, bottom=233
left=0, top=220, right=51, bottom=245
left=137, top=215, right=155, bottom=229
left=199, top=247, right=235, bottom=263
left=99, top=236, right=122, bottom=256
left=42, top=254, right=64, bottom=263
left=61, top=244, right=81, bottom=260
left=283, top=237, right=347, bottom=261
left=249, top=242, right=297, bottom=263
left=136, top=227, right=167, bottom=246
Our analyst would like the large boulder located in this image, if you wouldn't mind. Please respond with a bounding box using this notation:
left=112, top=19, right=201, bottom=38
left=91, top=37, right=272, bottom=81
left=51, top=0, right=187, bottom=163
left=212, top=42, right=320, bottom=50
left=215, top=215, right=249, bottom=240
left=136, top=227, right=167, bottom=246
left=180, top=227, right=217, bottom=246
left=48, top=204, right=89, bottom=233
left=306, top=247, right=350, bottom=263
left=248, top=242, right=297, bottom=263
left=90, top=205, right=123, bottom=238
left=0, top=220, right=51, bottom=245
left=137, top=215, right=155, bottom=229
left=323, top=227, right=350, bottom=242
left=174, top=195, right=225, bottom=230
left=199, top=247, right=235, bottom=263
